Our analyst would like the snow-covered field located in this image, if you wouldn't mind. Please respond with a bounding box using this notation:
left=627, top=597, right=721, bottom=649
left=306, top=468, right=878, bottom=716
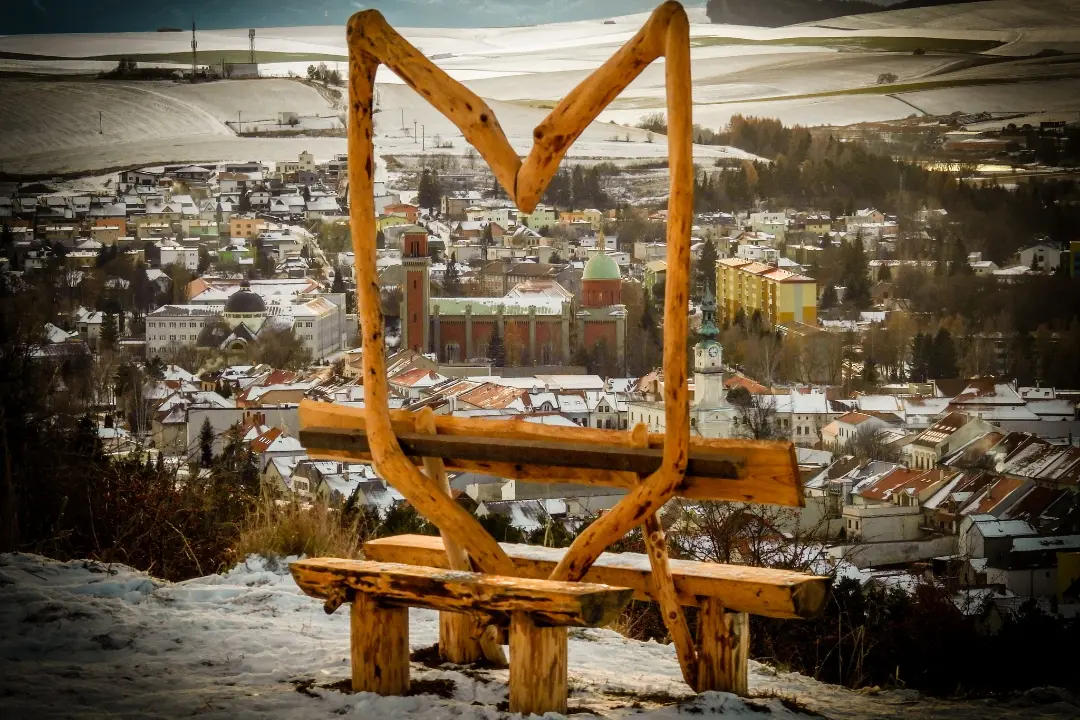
left=2, top=0, right=1080, bottom=176
left=4, top=552, right=1077, bottom=720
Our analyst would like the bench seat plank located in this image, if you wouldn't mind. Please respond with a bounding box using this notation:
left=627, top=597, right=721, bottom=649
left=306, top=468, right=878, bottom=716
left=290, top=558, right=633, bottom=627
left=363, top=534, right=829, bottom=620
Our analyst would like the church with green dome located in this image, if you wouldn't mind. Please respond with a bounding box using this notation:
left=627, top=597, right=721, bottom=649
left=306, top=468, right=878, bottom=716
left=579, top=251, right=626, bottom=367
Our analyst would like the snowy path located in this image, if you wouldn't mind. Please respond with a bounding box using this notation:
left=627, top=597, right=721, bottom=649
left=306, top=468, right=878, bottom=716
left=0, top=554, right=1075, bottom=720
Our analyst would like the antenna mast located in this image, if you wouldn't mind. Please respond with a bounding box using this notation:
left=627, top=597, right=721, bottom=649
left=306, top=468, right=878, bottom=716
left=190, top=16, right=198, bottom=82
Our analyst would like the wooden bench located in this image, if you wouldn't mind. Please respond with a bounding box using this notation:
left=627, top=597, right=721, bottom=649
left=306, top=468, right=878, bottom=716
left=364, top=534, right=830, bottom=695
left=294, top=3, right=830, bottom=714
left=290, top=558, right=633, bottom=715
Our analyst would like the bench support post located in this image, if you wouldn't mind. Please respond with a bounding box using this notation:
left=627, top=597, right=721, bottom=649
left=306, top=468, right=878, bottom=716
left=509, top=611, right=567, bottom=715
left=351, top=593, right=410, bottom=695
left=439, top=612, right=484, bottom=664
left=696, top=598, right=748, bottom=696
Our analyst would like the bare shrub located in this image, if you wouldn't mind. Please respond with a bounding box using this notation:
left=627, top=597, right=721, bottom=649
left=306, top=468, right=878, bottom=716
left=233, top=492, right=369, bottom=561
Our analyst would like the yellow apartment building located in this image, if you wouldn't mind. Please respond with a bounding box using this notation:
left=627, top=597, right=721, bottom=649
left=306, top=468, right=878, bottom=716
left=716, top=257, right=817, bottom=326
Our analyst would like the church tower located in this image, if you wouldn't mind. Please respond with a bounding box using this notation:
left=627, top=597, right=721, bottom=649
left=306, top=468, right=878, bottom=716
left=400, top=229, right=431, bottom=353
left=692, top=287, right=733, bottom=437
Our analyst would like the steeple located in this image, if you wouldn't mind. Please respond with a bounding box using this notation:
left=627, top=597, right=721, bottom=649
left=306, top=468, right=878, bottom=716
left=699, top=285, right=719, bottom=340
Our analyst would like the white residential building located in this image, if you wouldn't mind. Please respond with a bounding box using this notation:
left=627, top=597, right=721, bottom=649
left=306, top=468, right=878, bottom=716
left=145, top=305, right=224, bottom=358
left=158, top=243, right=200, bottom=271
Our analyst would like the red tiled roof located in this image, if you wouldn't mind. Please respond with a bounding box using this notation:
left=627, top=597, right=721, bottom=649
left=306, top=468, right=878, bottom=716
left=249, top=427, right=283, bottom=454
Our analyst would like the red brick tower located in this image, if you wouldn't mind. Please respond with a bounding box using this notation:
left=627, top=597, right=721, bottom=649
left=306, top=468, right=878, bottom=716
left=400, top=229, right=430, bottom=353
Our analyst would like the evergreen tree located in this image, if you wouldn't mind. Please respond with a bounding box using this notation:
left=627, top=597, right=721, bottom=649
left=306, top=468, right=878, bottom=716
left=487, top=324, right=506, bottom=367
left=949, top=237, right=972, bottom=276
left=238, top=191, right=252, bottom=213
left=132, top=263, right=153, bottom=313
left=931, top=328, right=958, bottom=379
left=197, top=246, right=211, bottom=274
left=820, top=283, right=838, bottom=310
left=842, top=240, right=871, bottom=310
left=877, top=263, right=892, bottom=282
left=332, top=266, right=347, bottom=294
left=442, top=255, right=462, bottom=297
left=480, top=223, right=493, bottom=263
left=199, top=418, right=214, bottom=469
left=417, top=169, right=443, bottom=212
left=861, top=357, right=878, bottom=384
left=694, top=239, right=718, bottom=300
left=99, top=311, right=118, bottom=349
left=910, top=332, right=931, bottom=382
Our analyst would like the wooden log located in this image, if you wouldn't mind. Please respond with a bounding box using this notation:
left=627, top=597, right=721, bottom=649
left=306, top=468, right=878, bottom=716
left=300, top=428, right=746, bottom=480
left=351, top=592, right=410, bottom=695
left=291, top=559, right=633, bottom=627
left=509, top=611, right=568, bottom=716
left=415, top=409, right=488, bottom=666
left=514, top=2, right=681, bottom=210
left=696, top=599, right=749, bottom=696
left=364, top=534, right=831, bottom=620
left=344, top=29, right=515, bottom=577
left=299, top=400, right=804, bottom=507
left=347, top=11, right=521, bottom=202
left=548, top=4, right=695, bottom=584
left=629, top=423, right=699, bottom=690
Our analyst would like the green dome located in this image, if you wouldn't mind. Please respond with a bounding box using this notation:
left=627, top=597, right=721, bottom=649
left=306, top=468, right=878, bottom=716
left=582, top=252, right=621, bottom=281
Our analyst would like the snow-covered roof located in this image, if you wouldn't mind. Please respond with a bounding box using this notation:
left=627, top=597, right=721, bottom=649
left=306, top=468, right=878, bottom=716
left=969, top=515, right=1037, bottom=538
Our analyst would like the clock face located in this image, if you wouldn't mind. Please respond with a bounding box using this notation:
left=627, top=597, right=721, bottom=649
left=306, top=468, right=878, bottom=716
left=708, top=346, right=719, bottom=358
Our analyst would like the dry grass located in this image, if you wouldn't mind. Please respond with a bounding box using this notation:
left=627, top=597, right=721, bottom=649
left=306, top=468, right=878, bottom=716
left=234, top=493, right=363, bottom=561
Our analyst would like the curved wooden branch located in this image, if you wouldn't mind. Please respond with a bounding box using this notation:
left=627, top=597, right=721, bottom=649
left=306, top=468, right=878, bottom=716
left=345, top=27, right=515, bottom=576
left=348, top=11, right=521, bottom=201
left=549, top=4, right=694, bottom=583
left=515, top=1, right=683, bottom=211
left=629, top=423, right=699, bottom=689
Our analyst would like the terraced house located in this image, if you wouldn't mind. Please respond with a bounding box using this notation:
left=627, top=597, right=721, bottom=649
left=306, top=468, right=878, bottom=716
left=716, top=257, right=817, bottom=326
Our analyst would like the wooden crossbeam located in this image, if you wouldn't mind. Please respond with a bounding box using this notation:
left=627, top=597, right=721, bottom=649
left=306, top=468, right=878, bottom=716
left=301, top=427, right=745, bottom=479
left=364, top=534, right=831, bottom=620
left=290, top=558, right=633, bottom=627
left=298, top=400, right=805, bottom=507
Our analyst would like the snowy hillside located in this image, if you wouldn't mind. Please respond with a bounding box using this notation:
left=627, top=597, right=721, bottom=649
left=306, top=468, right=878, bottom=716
left=2, top=2, right=1080, bottom=175
left=1, top=553, right=1071, bottom=719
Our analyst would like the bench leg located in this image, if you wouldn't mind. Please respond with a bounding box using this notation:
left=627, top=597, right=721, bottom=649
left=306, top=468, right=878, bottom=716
left=696, top=598, right=748, bottom=696
left=351, top=593, right=410, bottom=695
left=439, top=611, right=484, bottom=664
left=509, top=611, right=567, bottom=715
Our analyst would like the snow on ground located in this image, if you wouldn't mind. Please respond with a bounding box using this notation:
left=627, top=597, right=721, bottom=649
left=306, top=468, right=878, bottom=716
left=2, top=552, right=1077, bottom=720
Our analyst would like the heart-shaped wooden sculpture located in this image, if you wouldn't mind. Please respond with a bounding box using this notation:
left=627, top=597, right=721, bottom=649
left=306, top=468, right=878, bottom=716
left=342, top=0, right=701, bottom=688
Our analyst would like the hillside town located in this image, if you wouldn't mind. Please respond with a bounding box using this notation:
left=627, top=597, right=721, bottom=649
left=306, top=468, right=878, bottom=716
left=3, top=145, right=1077, bottom=623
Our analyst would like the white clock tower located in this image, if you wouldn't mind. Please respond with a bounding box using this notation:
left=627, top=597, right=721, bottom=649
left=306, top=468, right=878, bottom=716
left=692, top=288, right=734, bottom=438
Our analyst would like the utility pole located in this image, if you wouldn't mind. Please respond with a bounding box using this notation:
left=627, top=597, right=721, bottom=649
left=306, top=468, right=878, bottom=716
left=98, top=111, right=103, bottom=135
left=238, top=111, right=242, bottom=134
left=422, top=124, right=425, bottom=151
left=413, top=120, right=417, bottom=143
left=401, top=108, right=404, bottom=131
